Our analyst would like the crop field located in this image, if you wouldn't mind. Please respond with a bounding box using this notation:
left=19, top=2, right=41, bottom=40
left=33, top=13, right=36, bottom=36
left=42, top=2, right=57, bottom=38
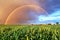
left=0, top=24, right=60, bottom=40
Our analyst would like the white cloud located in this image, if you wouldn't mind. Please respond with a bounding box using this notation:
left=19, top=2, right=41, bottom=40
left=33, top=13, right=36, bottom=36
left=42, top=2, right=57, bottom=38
left=38, top=10, right=60, bottom=22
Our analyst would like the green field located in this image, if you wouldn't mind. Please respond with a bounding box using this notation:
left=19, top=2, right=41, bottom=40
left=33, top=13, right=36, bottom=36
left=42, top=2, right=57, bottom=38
left=0, top=24, right=60, bottom=40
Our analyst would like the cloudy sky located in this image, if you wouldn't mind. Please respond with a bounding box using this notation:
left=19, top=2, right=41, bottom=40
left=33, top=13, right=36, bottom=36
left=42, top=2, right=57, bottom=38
left=0, top=0, right=60, bottom=24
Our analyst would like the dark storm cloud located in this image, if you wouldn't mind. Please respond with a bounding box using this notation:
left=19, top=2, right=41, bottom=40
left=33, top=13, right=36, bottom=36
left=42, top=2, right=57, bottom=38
left=38, top=0, right=60, bottom=14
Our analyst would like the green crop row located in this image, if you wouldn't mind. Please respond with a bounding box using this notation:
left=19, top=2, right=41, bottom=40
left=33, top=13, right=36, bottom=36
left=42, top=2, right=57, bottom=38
left=0, top=25, right=60, bottom=40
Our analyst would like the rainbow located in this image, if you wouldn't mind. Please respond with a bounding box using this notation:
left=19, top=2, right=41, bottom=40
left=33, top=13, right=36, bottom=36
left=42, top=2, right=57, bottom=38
left=5, top=5, right=48, bottom=24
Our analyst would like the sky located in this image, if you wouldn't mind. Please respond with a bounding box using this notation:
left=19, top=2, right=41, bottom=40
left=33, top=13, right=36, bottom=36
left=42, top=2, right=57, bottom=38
left=0, top=0, right=60, bottom=24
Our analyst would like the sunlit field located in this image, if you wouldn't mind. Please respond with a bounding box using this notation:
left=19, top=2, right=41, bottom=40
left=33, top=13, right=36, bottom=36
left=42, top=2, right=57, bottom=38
left=0, top=24, right=60, bottom=40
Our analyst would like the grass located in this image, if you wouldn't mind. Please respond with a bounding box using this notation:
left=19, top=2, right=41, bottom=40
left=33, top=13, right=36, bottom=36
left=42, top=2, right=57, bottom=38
left=0, top=24, right=60, bottom=40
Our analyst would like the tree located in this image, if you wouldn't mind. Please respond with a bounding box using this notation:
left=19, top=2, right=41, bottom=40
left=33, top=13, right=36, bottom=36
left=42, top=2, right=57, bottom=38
left=48, top=23, right=51, bottom=25
left=56, top=22, right=59, bottom=25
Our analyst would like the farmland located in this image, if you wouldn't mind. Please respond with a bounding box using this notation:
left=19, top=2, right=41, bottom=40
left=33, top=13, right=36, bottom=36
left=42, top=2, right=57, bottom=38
left=0, top=24, right=60, bottom=40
